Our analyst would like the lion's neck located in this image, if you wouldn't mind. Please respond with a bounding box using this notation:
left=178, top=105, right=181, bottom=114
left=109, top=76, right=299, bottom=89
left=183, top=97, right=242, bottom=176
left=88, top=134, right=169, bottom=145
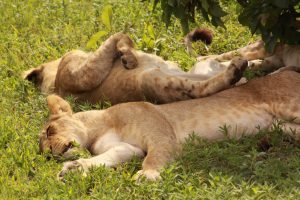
left=73, top=110, right=110, bottom=149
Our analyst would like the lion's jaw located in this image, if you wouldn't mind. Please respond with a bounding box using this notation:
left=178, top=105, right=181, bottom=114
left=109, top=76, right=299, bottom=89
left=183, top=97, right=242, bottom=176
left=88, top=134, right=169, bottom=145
left=39, top=114, right=89, bottom=158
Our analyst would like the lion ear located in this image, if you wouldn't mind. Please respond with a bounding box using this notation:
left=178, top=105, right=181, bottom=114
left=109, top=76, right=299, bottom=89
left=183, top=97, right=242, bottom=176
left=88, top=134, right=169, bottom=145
left=47, top=95, right=72, bottom=115
left=22, top=67, right=43, bottom=84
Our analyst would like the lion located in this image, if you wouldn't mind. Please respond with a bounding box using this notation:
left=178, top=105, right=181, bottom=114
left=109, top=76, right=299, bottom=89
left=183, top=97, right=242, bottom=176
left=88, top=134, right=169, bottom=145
left=183, top=28, right=300, bottom=80
left=23, top=32, right=247, bottom=105
left=39, top=69, right=300, bottom=181
left=188, top=38, right=300, bottom=75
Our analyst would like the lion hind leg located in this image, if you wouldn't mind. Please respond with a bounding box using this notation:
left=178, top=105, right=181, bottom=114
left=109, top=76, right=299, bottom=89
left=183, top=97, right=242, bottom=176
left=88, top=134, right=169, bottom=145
left=249, top=56, right=283, bottom=72
left=191, top=57, right=248, bottom=96
left=136, top=135, right=180, bottom=181
left=55, top=33, right=136, bottom=94
left=136, top=147, right=176, bottom=181
left=141, top=57, right=248, bottom=103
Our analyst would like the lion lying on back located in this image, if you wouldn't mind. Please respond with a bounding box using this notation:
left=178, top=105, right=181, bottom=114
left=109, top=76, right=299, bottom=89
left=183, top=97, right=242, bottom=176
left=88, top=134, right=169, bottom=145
left=40, top=70, right=300, bottom=181
left=23, top=33, right=247, bottom=105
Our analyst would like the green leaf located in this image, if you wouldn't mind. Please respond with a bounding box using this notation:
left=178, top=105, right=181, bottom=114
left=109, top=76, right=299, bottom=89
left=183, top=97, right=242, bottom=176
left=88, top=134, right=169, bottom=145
left=180, top=18, right=189, bottom=35
left=147, top=24, right=155, bottom=39
left=86, top=31, right=107, bottom=49
left=101, top=5, right=113, bottom=30
left=161, top=3, right=172, bottom=27
left=201, top=0, right=209, bottom=12
left=271, top=0, right=289, bottom=9
left=209, top=4, right=227, bottom=18
left=199, top=7, right=210, bottom=22
left=153, top=0, right=159, bottom=10
left=263, top=12, right=279, bottom=28
left=211, top=16, right=225, bottom=28
left=168, top=0, right=175, bottom=7
left=265, top=36, right=277, bottom=53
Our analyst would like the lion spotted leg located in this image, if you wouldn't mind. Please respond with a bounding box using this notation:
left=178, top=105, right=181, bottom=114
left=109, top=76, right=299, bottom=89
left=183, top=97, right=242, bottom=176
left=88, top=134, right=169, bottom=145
left=58, top=142, right=144, bottom=180
left=140, top=57, right=248, bottom=103
left=191, top=57, right=248, bottom=96
left=249, top=56, right=283, bottom=72
left=197, top=40, right=269, bottom=62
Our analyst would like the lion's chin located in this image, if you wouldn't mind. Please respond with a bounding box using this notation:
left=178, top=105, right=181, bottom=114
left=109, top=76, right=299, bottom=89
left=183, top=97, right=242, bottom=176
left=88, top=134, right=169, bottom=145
left=59, top=147, right=91, bottom=161
left=62, top=147, right=80, bottom=159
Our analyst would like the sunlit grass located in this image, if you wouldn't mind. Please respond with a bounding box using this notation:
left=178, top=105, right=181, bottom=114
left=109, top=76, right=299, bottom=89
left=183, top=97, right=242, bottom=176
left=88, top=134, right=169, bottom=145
left=0, top=0, right=299, bottom=199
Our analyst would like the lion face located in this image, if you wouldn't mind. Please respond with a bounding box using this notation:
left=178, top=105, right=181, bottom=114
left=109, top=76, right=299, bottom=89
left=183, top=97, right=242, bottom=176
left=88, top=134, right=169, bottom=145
left=23, top=58, right=61, bottom=94
left=39, top=95, right=87, bottom=158
left=39, top=116, right=87, bottom=157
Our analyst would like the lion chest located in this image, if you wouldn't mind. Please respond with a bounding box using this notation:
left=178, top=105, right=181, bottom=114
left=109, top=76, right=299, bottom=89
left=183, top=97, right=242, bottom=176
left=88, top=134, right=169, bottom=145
left=90, top=132, right=122, bottom=155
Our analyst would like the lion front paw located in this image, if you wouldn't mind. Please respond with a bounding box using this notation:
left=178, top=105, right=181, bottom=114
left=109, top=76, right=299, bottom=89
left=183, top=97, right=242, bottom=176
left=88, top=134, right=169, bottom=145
left=226, top=57, right=248, bottom=85
left=57, top=159, right=88, bottom=181
left=118, top=49, right=138, bottom=70
left=134, top=169, right=161, bottom=182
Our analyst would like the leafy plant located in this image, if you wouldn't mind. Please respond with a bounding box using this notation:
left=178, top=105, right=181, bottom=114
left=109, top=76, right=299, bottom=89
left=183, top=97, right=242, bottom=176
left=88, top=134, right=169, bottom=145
left=237, top=0, right=300, bottom=52
left=151, top=0, right=227, bottom=34
left=86, top=5, right=113, bottom=49
left=150, top=0, right=300, bottom=52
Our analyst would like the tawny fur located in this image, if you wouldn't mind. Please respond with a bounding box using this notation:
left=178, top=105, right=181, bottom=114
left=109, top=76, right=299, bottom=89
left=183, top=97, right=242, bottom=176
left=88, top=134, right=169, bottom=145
left=39, top=70, right=300, bottom=181
left=193, top=40, right=300, bottom=76
left=23, top=33, right=247, bottom=105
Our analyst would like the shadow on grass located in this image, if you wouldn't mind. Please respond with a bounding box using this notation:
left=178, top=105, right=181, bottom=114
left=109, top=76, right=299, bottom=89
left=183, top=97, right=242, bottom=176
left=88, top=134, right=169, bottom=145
left=175, top=127, right=300, bottom=190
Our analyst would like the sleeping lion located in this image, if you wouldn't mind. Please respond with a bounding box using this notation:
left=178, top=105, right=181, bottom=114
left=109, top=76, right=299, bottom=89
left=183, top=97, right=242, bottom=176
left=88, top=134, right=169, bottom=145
left=39, top=69, right=300, bottom=181
left=190, top=39, right=300, bottom=76
left=23, top=32, right=247, bottom=105
left=183, top=28, right=300, bottom=80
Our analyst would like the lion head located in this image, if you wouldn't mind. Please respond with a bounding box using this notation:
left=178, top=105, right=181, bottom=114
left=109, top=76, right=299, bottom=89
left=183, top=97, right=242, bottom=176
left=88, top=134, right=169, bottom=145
left=23, top=59, right=61, bottom=94
left=39, top=95, right=88, bottom=159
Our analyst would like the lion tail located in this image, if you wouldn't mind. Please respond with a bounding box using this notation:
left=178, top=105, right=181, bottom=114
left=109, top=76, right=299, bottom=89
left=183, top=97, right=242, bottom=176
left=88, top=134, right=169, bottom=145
left=184, top=28, right=213, bottom=56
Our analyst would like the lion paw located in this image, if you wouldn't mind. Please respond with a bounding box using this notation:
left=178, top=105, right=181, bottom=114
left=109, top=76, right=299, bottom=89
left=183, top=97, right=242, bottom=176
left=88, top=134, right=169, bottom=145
left=57, top=159, right=87, bottom=181
left=226, top=57, right=248, bottom=85
left=118, top=49, right=138, bottom=70
left=134, top=169, right=161, bottom=182
left=248, top=59, right=263, bottom=71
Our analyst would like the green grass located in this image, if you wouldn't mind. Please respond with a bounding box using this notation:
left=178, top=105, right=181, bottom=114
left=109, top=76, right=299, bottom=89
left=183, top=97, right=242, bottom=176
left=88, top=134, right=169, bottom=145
left=1, top=0, right=300, bottom=199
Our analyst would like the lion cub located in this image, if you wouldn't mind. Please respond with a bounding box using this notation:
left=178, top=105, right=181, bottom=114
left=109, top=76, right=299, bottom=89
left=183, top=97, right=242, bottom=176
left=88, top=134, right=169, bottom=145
left=193, top=40, right=300, bottom=74
left=40, top=70, right=300, bottom=181
left=24, top=33, right=247, bottom=105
